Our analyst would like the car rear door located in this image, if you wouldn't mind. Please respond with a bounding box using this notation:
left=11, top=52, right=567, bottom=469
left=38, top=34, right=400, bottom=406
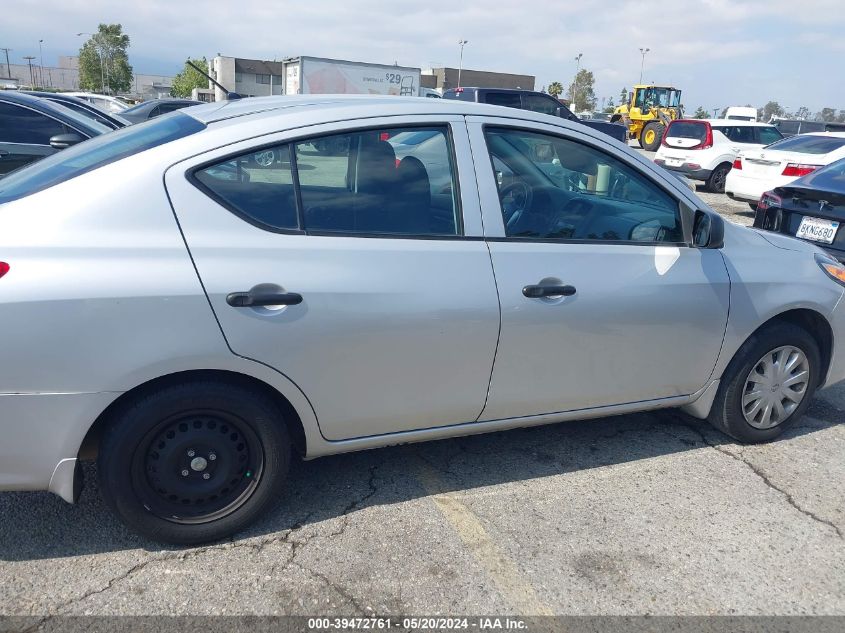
left=466, top=116, right=730, bottom=420
left=165, top=115, right=501, bottom=441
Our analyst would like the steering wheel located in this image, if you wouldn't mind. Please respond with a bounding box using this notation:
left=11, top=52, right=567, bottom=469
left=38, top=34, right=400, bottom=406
left=499, top=180, right=534, bottom=231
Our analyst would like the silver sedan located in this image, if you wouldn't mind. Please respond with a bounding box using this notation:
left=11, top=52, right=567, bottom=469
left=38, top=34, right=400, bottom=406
left=2, top=96, right=844, bottom=544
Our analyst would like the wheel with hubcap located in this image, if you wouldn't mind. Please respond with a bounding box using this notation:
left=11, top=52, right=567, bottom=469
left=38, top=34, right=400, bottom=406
left=707, top=322, right=820, bottom=443
left=640, top=122, right=665, bottom=151
left=99, top=381, right=290, bottom=544
left=705, top=163, right=730, bottom=193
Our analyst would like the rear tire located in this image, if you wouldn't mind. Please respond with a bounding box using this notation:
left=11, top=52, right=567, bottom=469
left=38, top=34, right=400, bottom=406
left=641, top=122, right=665, bottom=151
left=98, top=381, right=291, bottom=544
left=705, top=163, right=731, bottom=193
left=707, top=323, right=820, bottom=443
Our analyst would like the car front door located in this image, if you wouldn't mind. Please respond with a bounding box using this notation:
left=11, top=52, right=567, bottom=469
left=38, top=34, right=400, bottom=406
left=165, top=116, right=501, bottom=440
left=466, top=117, right=730, bottom=420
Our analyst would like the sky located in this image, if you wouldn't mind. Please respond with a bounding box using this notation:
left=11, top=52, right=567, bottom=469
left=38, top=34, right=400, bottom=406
left=3, top=0, right=843, bottom=113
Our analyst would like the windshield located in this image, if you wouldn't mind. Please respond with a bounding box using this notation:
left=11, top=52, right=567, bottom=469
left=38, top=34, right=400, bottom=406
left=0, top=112, right=205, bottom=204
left=764, top=135, right=845, bottom=154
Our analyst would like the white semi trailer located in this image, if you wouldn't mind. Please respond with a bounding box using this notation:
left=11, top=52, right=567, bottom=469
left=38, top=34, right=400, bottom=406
left=282, top=56, right=424, bottom=98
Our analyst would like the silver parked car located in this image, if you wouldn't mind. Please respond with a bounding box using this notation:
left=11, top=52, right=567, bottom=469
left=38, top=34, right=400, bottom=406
left=2, top=96, right=845, bottom=544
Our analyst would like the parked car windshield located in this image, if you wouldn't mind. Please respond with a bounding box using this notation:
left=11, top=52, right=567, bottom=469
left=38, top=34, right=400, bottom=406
left=0, top=112, right=206, bottom=204
left=764, top=135, right=845, bottom=154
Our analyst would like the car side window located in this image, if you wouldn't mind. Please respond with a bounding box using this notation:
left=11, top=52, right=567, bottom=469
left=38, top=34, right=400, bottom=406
left=194, top=144, right=298, bottom=231
left=193, top=126, right=461, bottom=237
left=484, top=127, right=682, bottom=243
left=484, top=92, right=522, bottom=108
left=0, top=103, right=70, bottom=145
left=757, top=126, right=782, bottom=146
left=294, top=126, right=460, bottom=235
left=521, top=95, right=558, bottom=116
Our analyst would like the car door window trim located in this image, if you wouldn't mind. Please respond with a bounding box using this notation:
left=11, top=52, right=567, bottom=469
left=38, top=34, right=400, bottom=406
left=189, top=121, right=469, bottom=240
left=479, top=122, right=692, bottom=246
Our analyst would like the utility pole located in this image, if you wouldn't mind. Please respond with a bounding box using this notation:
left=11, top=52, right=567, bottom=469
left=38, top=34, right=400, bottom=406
left=23, top=56, right=36, bottom=87
left=457, top=39, right=468, bottom=89
left=573, top=53, right=583, bottom=110
left=38, top=39, right=44, bottom=88
left=712, top=107, right=720, bottom=118
left=638, top=48, right=650, bottom=84
left=0, top=47, right=11, bottom=80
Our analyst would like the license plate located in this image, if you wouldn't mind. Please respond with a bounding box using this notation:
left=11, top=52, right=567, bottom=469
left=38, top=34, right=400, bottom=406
left=796, top=216, right=839, bottom=244
left=665, top=158, right=684, bottom=167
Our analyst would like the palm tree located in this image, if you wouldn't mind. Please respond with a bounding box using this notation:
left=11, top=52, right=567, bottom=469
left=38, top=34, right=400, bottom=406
left=548, top=81, right=564, bottom=99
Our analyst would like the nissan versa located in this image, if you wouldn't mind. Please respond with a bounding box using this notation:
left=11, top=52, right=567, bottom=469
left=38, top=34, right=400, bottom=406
left=1, top=96, right=844, bottom=544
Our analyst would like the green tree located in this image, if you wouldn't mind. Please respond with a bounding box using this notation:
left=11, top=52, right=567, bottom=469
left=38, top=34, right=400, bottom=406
left=816, top=108, right=836, bottom=122
left=758, top=101, right=784, bottom=123
left=603, top=96, right=615, bottom=113
left=567, top=69, right=597, bottom=111
left=619, top=87, right=629, bottom=107
left=795, top=106, right=810, bottom=120
left=79, top=24, right=133, bottom=94
left=547, top=81, right=564, bottom=98
left=172, top=57, right=208, bottom=98
left=692, top=106, right=709, bottom=119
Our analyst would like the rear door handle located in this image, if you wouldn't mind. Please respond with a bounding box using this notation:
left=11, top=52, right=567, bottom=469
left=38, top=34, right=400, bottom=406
left=522, top=284, right=577, bottom=298
left=226, top=291, right=303, bottom=307
left=0, top=150, right=9, bottom=158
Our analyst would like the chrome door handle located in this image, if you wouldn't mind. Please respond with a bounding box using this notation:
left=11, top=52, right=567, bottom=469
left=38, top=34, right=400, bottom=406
left=522, top=284, right=576, bottom=298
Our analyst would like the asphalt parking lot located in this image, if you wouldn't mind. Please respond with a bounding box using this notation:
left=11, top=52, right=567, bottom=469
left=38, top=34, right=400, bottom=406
left=1, top=148, right=843, bottom=621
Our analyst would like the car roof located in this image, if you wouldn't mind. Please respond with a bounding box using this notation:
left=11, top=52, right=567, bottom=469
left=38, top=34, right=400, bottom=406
left=0, top=90, right=108, bottom=135
left=183, top=94, right=562, bottom=126
left=674, top=118, right=774, bottom=127
left=794, top=131, right=845, bottom=138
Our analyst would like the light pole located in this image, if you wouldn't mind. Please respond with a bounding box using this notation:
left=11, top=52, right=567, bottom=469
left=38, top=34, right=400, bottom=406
left=38, top=39, right=44, bottom=88
left=457, top=39, right=468, bottom=89
left=712, top=107, right=720, bottom=118
left=638, top=47, right=650, bottom=84
left=573, top=53, right=583, bottom=111
left=23, top=56, right=35, bottom=87
left=77, top=32, right=105, bottom=94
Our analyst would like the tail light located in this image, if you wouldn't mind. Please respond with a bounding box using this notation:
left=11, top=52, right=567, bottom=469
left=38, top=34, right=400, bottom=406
left=758, top=191, right=782, bottom=211
left=0, top=262, right=9, bottom=279
left=782, top=163, right=821, bottom=177
left=698, top=123, right=714, bottom=150
left=732, top=158, right=742, bottom=170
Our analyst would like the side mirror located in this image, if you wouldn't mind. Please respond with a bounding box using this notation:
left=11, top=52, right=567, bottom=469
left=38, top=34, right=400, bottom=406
left=692, top=210, right=724, bottom=249
left=49, top=133, right=84, bottom=150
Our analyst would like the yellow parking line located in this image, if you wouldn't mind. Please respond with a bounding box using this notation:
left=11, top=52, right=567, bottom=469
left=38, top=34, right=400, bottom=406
left=414, top=458, right=554, bottom=615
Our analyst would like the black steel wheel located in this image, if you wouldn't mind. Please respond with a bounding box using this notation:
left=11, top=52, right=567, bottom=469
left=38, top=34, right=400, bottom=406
left=134, top=409, right=263, bottom=524
left=99, top=380, right=290, bottom=544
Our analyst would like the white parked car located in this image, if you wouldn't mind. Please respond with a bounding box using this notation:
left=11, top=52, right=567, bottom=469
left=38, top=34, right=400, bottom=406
left=2, top=96, right=845, bottom=544
left=63, top=92, right=130, bottom=114
left=726, top=132, right=845, bottom=209
left=654, top=119, right=783, bottom=192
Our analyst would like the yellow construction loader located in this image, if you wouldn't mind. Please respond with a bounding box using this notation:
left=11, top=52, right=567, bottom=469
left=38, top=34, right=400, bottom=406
left=611, top=85, right=684, bottom=151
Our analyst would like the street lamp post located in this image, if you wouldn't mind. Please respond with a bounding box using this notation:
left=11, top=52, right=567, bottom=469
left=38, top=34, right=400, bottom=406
left=457, top=39, right=468, bottom=89
left=77, top=32, right=105, bottom=94
left=573, top=53, right=583, bottom=111
left=38, top=39, right=44, bottom=88
left=23, top=56, right=35, bottom=87
left=638, top=47, right=650, bottom=84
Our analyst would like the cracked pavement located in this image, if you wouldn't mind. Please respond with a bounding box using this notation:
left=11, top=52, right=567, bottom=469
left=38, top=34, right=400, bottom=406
left=1, top=380, right=843, bottom=618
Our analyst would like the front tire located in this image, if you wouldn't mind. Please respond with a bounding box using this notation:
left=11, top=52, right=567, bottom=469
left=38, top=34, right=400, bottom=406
left=98, top=381, right=291, bottom=544
left=708, top=323, right=820, bottom=443
left=641, top=122, right=665, bottom=151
